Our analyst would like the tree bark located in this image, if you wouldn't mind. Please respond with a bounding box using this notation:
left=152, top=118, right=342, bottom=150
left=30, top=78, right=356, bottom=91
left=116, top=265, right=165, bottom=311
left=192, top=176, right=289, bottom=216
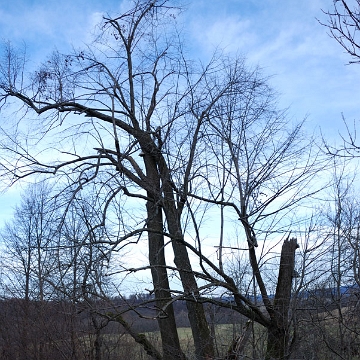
left=266, top=238, right=298, bottom=360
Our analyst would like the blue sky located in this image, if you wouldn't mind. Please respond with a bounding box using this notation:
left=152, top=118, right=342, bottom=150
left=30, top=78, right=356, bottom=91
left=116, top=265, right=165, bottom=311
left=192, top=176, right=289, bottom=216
left=0, top=0, right=359, bottom=224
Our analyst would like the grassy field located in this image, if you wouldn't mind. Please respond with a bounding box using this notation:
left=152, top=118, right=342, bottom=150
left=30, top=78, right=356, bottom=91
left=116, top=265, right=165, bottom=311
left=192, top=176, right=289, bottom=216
left=88, top=323, right=248, bottom=359
left=127, top=322, right=267, bottom=359
left=77, top=311, right=360, bottom=360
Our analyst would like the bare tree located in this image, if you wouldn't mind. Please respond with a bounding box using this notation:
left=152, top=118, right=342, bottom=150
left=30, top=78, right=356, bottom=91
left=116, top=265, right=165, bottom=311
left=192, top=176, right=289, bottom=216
left=1, top=182, right=57, bottom=301
left=179, top=60, right=327, bottom=358
left=0, top=182, right=152, bottom=360
left=0, top=181, right=60, bottom=359
left=0, top=1, right=216, bottom=358
left=0, top=1, right=329, bottom=359
left=297, top=162, right=360, bottom=359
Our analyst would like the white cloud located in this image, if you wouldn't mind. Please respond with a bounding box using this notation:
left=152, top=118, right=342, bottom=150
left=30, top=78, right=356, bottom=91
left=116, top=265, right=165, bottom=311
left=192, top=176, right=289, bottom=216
left=190, top=15, right=255, bottom=55
left=189, top=0, right=359, bottom=133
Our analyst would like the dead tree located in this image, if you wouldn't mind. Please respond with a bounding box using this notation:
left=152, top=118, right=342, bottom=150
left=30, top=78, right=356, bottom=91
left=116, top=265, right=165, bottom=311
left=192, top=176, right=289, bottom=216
left=266, top=238, right=299, bottom=360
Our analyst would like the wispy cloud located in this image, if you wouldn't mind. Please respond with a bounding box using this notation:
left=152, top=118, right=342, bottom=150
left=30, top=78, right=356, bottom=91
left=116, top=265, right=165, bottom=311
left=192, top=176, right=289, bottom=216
left=185, top=0, right=360, bottom=131
left=0, top=0, right=123, bottom=56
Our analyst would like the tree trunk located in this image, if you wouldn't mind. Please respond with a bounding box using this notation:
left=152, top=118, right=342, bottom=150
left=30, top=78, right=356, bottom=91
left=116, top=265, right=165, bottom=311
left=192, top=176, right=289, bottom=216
left=145, top=156, right=186, bottom=360
left=266, top=238, right=298, bottom=360
left=171, top=236, right=214, bottom=360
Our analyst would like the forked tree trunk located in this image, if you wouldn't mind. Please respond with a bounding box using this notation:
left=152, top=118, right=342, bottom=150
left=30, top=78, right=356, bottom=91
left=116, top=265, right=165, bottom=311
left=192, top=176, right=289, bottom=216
left=145, top=156, right=186, bottom=360
left=266, top=238, right=298, bottom=360
left=147, top=150, right=214, bottom=360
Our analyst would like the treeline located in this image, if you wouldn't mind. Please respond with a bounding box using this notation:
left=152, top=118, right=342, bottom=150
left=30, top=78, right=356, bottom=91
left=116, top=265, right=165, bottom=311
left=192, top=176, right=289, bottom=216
left=0, top=286, right=359, bottom=359
left=0, top=296, right=246, bottom=360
